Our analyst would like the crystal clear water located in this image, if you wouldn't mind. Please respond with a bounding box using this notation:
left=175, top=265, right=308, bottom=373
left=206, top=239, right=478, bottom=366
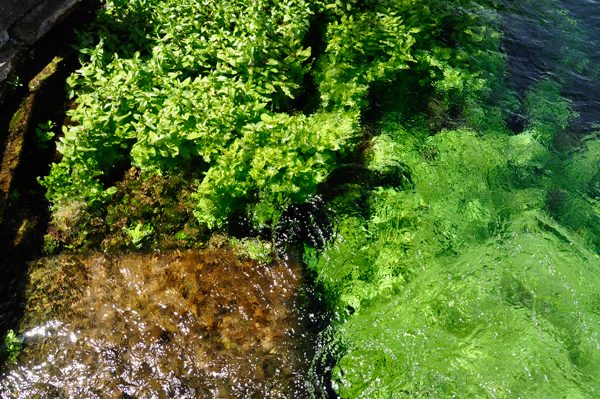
left=1, top=250, right=315, bottom=398
left=304, top=0, right=600, bottom=397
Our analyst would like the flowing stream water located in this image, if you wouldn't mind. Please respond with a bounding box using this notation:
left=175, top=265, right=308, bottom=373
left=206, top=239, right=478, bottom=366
left=1, top=0, right=600, bottom=398
left=305, top=0, right=600, bottom=397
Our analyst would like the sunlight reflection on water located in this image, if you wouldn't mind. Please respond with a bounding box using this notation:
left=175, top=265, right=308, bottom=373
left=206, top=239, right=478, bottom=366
left=1, top=249, right=314, bottom=398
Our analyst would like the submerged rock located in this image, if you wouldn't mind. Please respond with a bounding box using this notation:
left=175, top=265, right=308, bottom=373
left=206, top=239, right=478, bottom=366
left=1, top=248, right=312, bottom=398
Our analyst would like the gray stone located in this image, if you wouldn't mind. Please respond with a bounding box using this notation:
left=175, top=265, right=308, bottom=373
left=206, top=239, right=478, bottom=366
left=0, top=46, right=17, bottom=83
left=0, top=30, right=8, bottom=47
left=8, top=0, right=82, bottom=45
left=0, top=0, right=44, bottom=33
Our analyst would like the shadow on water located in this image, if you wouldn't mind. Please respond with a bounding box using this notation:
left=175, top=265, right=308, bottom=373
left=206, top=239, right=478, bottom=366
left=500, top=0, right=600, bottom=133
left=0, top=0, right=101, bottom=364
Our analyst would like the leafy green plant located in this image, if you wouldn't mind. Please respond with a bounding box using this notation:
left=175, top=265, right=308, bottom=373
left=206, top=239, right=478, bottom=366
left=303, top=1, right=600, bottom=395
left=123, top=222, right=154, bottom=248
left=2, top=330, right=23, bottom=363
left=6, top=76, right=22, bottom=90
left=229, top=237, right=274, bottom=264
left=35, top=120, right=56, bottom=149
left=174, top=231, right=188, bottom=240
left=40, top=0, right=503, bottom=230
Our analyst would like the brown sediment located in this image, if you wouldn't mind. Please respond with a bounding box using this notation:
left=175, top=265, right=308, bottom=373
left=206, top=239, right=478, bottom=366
left=7, top=247, right=310, bottom=398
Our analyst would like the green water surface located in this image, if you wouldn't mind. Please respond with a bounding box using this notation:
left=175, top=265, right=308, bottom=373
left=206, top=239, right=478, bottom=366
left=306, top=0, right=600, bottom=397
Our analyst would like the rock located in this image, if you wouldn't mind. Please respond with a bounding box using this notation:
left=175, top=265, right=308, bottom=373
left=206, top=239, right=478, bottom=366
left=0, top=30, right=8, bottom=47
left=0, top=0, right=44, bottom=35
left=0, top=45, right=17, bottom=83
left=8, top=0, right=82, bottom=45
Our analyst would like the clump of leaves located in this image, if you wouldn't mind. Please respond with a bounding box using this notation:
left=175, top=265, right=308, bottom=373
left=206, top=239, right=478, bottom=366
left=35, top=120, right=56, bottom=149
left=2, top=330, right=23, bottom=363
left=40, top=0, right=503, bottom=230
left=123, top=222, right=154, bottom=248
left=229, top=237, right=275, bottom=264
left=41, top=0, right=319, bottom=227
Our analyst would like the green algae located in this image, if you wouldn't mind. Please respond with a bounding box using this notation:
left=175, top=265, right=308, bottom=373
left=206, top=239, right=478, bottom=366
left=306, top=70, right=600, bottom=397
left=301, top=0, right=600, bottom=394
left=307, top=124, right=600, bottom=397
left=28, top=56, right=63, bottom=92
left=326, top=213, right=600, bottom=397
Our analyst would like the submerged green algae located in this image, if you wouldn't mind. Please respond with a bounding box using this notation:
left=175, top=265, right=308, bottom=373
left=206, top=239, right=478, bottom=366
left=325, top=212, right=600, bottom=397
left=308, top=138, right=600, bottom=397
left=302, top=0, right=600, bottom=395
left=307, top=94, right=600, bottom=397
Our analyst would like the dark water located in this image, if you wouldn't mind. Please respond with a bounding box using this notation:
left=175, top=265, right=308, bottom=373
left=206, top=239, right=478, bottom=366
left=503, top=0, right=600, bottom=129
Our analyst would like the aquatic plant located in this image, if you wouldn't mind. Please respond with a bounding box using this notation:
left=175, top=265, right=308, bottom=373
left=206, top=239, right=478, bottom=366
left=307, top=114, right=600, bottom=396
left=1, top=330, right=23, bottom=363
left=122, top=222, right=154, bottom=248
left=40, top=0, right=502, bottom=230
left=229, top=237, right=275, bottom=264
left=306, top=57, right=600, bottom=399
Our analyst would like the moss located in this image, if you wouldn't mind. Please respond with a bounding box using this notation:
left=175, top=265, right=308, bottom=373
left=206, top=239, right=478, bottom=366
left=7, top=106, right=25, bottom=133
left=13, top=219, right=37, bottom=247
left=28, top=56, right=64, bottom=92
left=51, top=167, right=207, bottom=253
left=1, top=96, right=34, bottom=218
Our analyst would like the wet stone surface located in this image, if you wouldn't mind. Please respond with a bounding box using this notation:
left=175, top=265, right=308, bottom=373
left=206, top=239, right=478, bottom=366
left=0, top=248, right=313, bottom=398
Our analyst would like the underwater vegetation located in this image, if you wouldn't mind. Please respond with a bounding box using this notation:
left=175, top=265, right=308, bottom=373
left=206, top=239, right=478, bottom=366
left=304, top=0, right=600, bottom=396
left=1, top=331, right=23, bottom=364
left=307, top=125, right=600, bottom=397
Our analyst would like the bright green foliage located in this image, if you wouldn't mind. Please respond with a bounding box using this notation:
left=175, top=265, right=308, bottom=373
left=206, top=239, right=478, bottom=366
left=2, top=330, right=23, bottom=363
left=191, top=108, right=356, bottom=227
left=314, top=3, right=418, bottom=109
left=41, top=0, right=502, bottom=228
left=123, top=222, right=154, bottom=248
left=35, top=121, right=56, bottom=149
left=328, top=214, right=600, bottom=398
left=313, top=0, right=503, bottom=111
left=42, top=0, right=321, bottom=224
left=229, top=237, right=274, bottom=264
